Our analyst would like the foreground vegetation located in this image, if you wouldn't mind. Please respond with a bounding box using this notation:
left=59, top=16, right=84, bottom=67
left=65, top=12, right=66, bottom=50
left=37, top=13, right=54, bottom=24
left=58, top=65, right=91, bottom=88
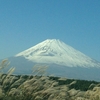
left=0, top=59, right=100, bottom=100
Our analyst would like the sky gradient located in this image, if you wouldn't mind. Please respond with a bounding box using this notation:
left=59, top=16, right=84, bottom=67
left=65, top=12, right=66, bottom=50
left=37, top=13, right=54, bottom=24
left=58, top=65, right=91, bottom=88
left=0, top=0, right=100, bottom=61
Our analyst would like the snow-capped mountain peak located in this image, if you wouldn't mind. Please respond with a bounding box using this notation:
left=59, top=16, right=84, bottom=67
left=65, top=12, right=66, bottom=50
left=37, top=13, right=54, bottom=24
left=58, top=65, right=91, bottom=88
left=15, top=39, right=100, bottom=68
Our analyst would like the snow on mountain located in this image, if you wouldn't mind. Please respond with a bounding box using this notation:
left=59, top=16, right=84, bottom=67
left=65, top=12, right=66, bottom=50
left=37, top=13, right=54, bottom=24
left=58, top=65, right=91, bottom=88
left=15, top=39, right=100, bottom=68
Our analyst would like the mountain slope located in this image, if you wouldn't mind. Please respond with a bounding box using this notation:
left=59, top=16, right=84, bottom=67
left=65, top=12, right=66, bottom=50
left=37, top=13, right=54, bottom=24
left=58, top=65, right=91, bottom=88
left=1, top=39, right=100, bottom=81
left=15, top=39, right=100, bottom=68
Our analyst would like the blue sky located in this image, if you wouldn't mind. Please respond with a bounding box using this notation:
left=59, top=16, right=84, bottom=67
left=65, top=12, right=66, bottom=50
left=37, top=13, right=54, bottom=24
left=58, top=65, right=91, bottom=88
left=0, top=0, right=100, bottom=61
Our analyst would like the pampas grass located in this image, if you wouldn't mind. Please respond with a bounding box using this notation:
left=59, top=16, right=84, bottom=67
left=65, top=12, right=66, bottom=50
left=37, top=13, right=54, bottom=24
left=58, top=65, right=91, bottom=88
left=32, top=64, right=48, bottom=76
left=0, top=59, right=100, bottom=100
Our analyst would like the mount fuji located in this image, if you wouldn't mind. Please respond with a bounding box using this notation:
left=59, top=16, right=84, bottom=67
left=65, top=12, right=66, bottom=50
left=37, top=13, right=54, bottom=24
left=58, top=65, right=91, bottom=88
left=3, top=39, right=100, bottom=81
left=15, top=39, right=100, bottom=68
